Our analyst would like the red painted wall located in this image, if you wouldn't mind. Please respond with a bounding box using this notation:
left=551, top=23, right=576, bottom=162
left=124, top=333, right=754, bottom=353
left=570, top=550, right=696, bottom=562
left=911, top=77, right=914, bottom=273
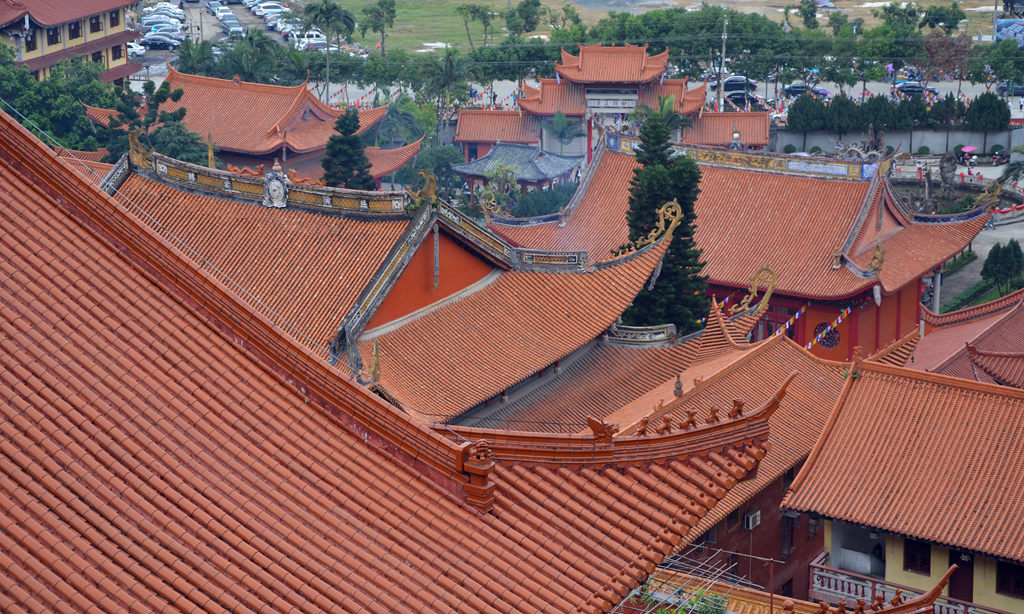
left=693, top=468, right=824, bottom=600
left=366, top=228, right=494, bottom=329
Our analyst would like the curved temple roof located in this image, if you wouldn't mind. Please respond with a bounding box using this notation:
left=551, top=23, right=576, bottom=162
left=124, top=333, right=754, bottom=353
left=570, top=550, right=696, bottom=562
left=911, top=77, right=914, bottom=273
left=0, top=106, right=778, bottom=612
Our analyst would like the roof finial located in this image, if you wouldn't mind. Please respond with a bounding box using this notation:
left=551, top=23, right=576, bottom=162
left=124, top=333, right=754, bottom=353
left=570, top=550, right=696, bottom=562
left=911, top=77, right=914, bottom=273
left=272, top=157, right=282, bottom=173
left=729, top=399, right=744, bottom=418
left=673, top=373, right=683, bottom=397
left=586, top=417, right=619, bottom=444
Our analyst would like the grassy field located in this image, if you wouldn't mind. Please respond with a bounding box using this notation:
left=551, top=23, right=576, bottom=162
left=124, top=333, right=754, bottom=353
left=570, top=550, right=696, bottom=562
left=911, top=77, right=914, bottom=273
left=295, top=0, right=1004, bottom=53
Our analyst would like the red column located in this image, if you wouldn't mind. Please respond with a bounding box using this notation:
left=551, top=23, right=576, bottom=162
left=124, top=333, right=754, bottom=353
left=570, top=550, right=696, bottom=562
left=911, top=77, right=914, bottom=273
left=848, top=307, right=859, bottom=359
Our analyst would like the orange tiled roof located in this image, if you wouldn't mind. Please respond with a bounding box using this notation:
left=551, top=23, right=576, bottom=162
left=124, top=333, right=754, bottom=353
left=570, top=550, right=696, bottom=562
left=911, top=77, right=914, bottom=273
left=358, top=242, right=669, bottom=422
left=496, top=153, right=983, bottom=299
left=555, top=44, right=669, bottom=84
left=0, top=0, right=132, bottom=27
left=58, top=156, right=112, bottom=186
left=645, top=335, right=847, bottom=540
left=113, top=173, right=410, bottom=349
left=639, top=79, right=707, bottom=116
left=967, top=345, right=1024, bottom=388
left=681, top=111, right=771, bottom=147
left=366, top=137, right=421, bottom=179
left=490, top=148, right=634, bottom=260
left=82, top=102, right=120, bottom=129
left=783, top=361, right=1024, bottom=563
left=912, top=299, right=1024, bottom=381
left=158, top=66, right=385, bottom=155
left=867, top=329, right=921, bottom=366
left=922, top=285, right=1024, bottom=327
left=0, top=105, right=777, bottom=613
left=518, top=78, right=587, bottom=116
left=56, top=146, right=109, bottom=162
left=454, top=109, right=541, bottom=143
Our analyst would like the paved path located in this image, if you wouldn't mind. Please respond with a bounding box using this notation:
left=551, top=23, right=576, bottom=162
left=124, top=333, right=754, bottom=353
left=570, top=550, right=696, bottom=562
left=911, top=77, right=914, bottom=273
left=938, top=218, right=1024, bottom=305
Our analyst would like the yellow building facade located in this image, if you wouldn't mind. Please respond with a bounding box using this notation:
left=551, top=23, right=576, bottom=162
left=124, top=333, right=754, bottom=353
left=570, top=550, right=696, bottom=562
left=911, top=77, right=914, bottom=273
left=0, top=1, right=139, bottom=82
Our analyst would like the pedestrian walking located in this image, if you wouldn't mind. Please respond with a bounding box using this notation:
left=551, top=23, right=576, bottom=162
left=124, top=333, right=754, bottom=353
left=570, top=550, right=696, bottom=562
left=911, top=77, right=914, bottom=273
left=1018, top=97, right=1022, bottom=113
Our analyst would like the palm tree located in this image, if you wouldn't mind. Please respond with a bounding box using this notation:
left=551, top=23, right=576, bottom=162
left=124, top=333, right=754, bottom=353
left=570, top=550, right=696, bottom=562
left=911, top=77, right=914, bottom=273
left=1000, top=145, right=1024, bottom=183
left=542, top=110, right=584, bottom=155
left=303, top=0, right=355, bottom=102
left=631, top=95, right=692, bottom=132
left=176, top=39, right=214, bottom=75
left=221, top=40, right=274, bottom=83
left=374, top=93, right=423, bottom=146
left=455, top=4, right=477, bottom=49
left=419, top=46, right=479, bottom=138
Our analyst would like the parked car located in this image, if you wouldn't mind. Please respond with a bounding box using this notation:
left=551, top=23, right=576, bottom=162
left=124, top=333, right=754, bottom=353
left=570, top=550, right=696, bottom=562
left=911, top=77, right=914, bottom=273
left=783, top=81, right=831, bottom=98
left=140, top=15, right=183, bottom=28
left=140, top=32, right=182, bottom=49
left=302, top=40, right=340, bottom=53
left=147, top=7, right=185, bottom=20
left=253, top=2, right=287, bottom=16
left=144, top=2, right=183, bottom=14
left=277, top=18, right=301, bottom=37
left=293, top=30, right=327, bottom=50
left=892, top=81, right=938, bottom=97
left=709, top=75, right=757, bottom=92
left=725, top=91, right=761, bottom=107
left=206, top=1, right=223, bottom=15
left=997, top=81, right=1024, bottom=96
left=126, top=41, right=146, bottom=57
left=147, top=24, right=186, bottom=40
left=221, top=21, right=244, bottom=37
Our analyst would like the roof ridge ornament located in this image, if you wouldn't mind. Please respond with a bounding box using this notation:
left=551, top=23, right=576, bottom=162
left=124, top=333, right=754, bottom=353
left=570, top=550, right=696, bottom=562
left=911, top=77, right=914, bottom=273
left=728, top=265, right=776, bottom=315
left=614, top=200, right=684, bottom=256
left=586, top=416, right=619, bottom=444
left=127, top=128, right=152, bottom=169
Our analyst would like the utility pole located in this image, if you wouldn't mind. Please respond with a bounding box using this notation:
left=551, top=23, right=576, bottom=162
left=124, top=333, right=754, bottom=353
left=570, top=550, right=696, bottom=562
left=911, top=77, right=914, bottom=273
left=717, top=17, right=728, bottom=112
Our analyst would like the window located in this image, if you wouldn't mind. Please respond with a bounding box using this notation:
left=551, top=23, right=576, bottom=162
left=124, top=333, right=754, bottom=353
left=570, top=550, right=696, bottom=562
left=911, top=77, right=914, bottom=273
left=726, top=509, right=741, bottom=531
left=807, top=517, right=822, bottom=539
left=89, top=15, right=102, bottom=34
left=24, top=31, right=37, bottom=52
left=903, top=539, right=931, bottom=575
left=46, top=27, right=61, bottom=46
left=781, top=516, right=795, bottom=558
left=68, top=21, right=82, bottom=40
left=783, top=467, right=797, bottom=489
left=109, top=10, right=120, bottom=28
left=92, top=50, right=103, bottom=63
left=997, top=561, right=1024, bottom=599
left=467, top=143, right=478, bottom=161
left=111, top=44, right=122, bottom=60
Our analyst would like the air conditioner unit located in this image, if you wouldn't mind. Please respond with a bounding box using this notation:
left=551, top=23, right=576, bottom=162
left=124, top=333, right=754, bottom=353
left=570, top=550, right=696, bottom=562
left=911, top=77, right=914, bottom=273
left=743, top=510, right=761, bottom=531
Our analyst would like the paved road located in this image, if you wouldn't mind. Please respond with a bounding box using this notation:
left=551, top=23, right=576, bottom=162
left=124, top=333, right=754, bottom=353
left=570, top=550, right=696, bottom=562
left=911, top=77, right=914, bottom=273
left=938, top=218, right=1024, bottom=305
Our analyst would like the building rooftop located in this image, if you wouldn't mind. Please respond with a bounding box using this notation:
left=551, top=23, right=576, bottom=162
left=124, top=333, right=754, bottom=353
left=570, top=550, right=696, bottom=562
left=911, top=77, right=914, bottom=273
left=681, top=111, right=771, bottom=147
left=365, top=138, right=421, bottom=180
left=452, top=143, right=583, bottom=182
left=152, top=66, right=386, bottom=156
left=967, top=345, right=1024, bottom=388
left=783, top=360, right=1024, bottom=564
left=555, top=44, right=670, bottom=85
left=0, top=104, right=780, bottom=614
left=519, top=78, right=587, bottom=116
left=454, top=109, right=540, bottom=144
left=0, top=0, right=132, bottom=28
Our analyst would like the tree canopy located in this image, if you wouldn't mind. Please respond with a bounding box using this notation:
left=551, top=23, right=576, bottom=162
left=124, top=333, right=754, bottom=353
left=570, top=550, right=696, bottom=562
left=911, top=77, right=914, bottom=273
left=322, top=108, right=376, bottom=189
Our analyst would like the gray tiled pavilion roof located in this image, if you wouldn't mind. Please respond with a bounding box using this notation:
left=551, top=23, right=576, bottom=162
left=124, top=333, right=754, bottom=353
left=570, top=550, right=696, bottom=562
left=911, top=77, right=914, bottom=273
left=452, top=143, right=584, bottom=182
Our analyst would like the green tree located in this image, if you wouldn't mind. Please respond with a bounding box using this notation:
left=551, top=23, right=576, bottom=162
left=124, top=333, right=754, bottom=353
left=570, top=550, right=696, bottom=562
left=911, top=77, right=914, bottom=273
left=631, top=94, right=692, bottom=132
left=419, top=46, right=478, bottom=136
left=547, top=4, right=581, bottom=29
left=787, top=93, right=826, bottom=151
left=455, top=4, right=480, bottom=49
left=176, top=39, right=216, bottom=75
left=620, top=113, right=707, bottom=334
left=322, top=108, right=376, bottom=189
left=798, top=0, right=818, bottom=29
left=999, top=145, right=1024, bottom=183
left=918, top=2, right=965, bottom=34
left=505, top=0, right=542, bottom=36
left=827, top=95, right=860, bottom=140
left=361, top=0, right=396, bottom=58
left=150, top=121, right=211, bottom=165
left=965, top=91, right=1010, bottom=152
left=373, top=93, right=423, bottom=146
left=403, top=144, right=464, bottom=199
left=304, top=0, right=356, bottom=101
left=542, top=110, right=585, bottom=155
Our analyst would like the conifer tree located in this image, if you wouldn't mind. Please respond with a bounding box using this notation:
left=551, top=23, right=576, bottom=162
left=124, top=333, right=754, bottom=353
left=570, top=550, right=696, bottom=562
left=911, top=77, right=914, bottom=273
left=322, top=108, right=376, bottom=190
left=620, top=113, right=708, bottom=334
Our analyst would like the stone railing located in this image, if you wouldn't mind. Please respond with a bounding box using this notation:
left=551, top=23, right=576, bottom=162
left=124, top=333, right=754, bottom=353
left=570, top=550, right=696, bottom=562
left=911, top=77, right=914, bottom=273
left=809, top=553, right=1014, bottom=614
left=605, top=133, right=887, bottom=180
left=607, top=323, right=677, bottom=346
left=144, top=151, right=409, bottom=217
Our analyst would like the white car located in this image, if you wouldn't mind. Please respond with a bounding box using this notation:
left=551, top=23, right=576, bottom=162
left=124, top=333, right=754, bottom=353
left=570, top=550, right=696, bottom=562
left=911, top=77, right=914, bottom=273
left=126, top=41, right=145, bottom=57
left=292, top=30, right=326, bottom=51
left=213, top=6, right=234, bottom=19
left=253, top=2, right=286, bottom=16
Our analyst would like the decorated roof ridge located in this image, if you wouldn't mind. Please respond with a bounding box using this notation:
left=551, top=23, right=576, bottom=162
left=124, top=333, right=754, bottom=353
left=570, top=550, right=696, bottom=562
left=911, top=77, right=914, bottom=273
left=489, top=138, right=607, bottom=229
left=0, top=108, right=476, bottom=499
left=167, top=63, right=312, bottom=98
left=867, top=329, right=920, bottom=366
left=554, top=43, right=670, bottom=85
left=366, top=136, right=423, bottom=179
left=838, top=163, right=887, bottom=262
left=696, top=297, right=746, bottom=358
left=650, top=566, right=958, bottom=614
left=922, top=285, right=1024, bottom=327
left=127, top=142, right=411, bottom=216
left=967, top=343, right=1024, bottom=388
left=643, top=334, right=849, bottom=428
left=55, top=145, right=109, bottom=163
left=437, top=371, right=790, bottom=465
left=81, top=101, right=121, bottom=129
left=926, top=300, right=1024, bottom=375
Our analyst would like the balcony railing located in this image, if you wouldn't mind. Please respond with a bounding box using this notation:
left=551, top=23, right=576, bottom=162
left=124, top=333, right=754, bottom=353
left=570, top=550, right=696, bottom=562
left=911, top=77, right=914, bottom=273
left=809, top=552, right=1015, bottom=614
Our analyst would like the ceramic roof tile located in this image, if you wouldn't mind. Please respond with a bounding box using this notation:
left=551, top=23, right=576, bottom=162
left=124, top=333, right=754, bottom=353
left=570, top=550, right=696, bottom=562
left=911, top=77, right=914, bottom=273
left=968, top=346, right=1024, bottom=388
left=0, top=0, right=133, bottom=27
left=783, top=362, right=1024, bottom=563
left=454, top=109, right=540, bottom=143
left=922, top=286, right=1024, bottom=327
left=82, top=102, right=118, bottom=128
left=681, top=112, right=771, bottom=147
left=495, top=155, right=982, bottom=298
left=113, top=174, right=409, bottom=349
left=518, top=78, right=587, bottom=116
left=0, top=104, right=776, bottom=613
left=452, top=143, right=582, bottom=182
left=365, top=138, right=421, bottom=179
left=56, top=147, right=109, bottom=162
left=358, top=242, right=668, bottom=422
left=867, top=329, right=920, bottom=366
left=490, top=148, right=635, bottom=260
left=158, top=66, right=385, bottom=155
left=912, top=297, right=1024, bottom=378
left=555, top=44, right=669, bottom=84
left=639, top=79, right=707, bottom=115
